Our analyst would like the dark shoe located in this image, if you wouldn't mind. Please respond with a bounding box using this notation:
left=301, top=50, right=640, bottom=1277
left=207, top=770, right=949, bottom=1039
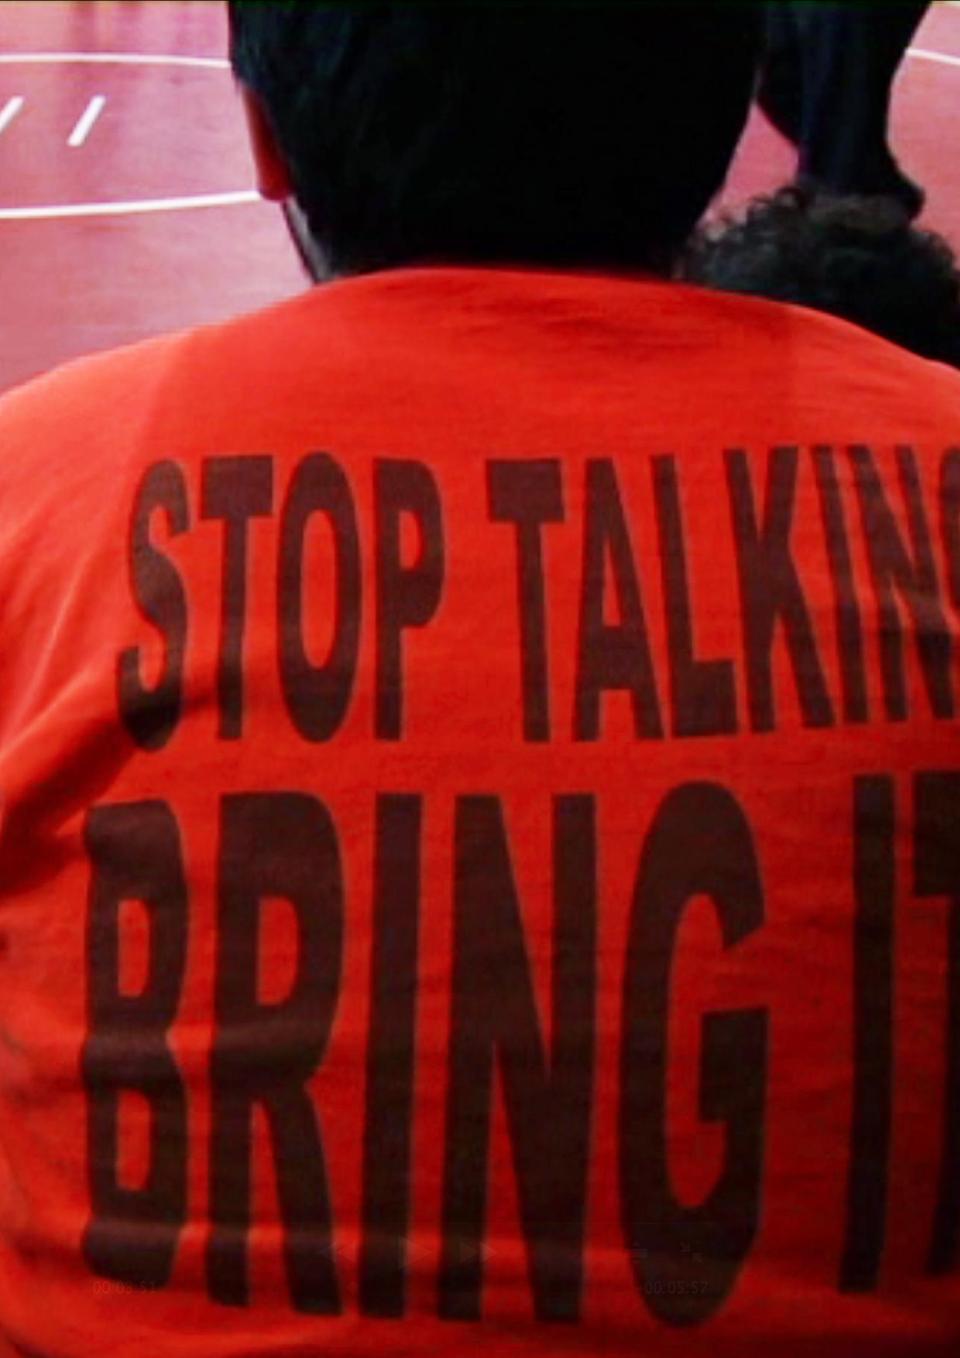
left=795, top=165, right=925, bottom=221
left=866, top=167, right=925, bottom=220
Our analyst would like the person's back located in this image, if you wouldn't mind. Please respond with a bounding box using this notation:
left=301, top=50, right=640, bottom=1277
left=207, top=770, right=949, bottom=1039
left=0, top=6, right=957, bottom=1356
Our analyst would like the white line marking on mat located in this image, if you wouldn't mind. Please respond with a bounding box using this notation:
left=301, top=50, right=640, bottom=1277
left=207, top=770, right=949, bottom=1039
left=907, top=46, right=960, bottom=68
left=0, top=190, right=260, bottom=221
left=0, top=95, right=24, bottom=135
left=0, top=55, right=250, bottom=218
left=0, top=52, right=228, bottom=69
left=67, top=94, right=105, bottom=147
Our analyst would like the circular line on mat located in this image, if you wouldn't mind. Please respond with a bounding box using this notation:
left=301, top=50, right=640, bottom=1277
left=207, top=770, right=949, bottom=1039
left=0, top=52, right=259, bottom=220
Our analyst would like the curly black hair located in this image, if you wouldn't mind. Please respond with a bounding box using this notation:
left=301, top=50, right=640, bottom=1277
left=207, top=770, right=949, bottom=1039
left=684, top=185, right=960, bottom=368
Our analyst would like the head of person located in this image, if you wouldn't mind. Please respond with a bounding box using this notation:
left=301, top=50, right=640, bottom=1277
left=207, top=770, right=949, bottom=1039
left=684, top=184, right=960, bottom=367
left=228, top=1, right=762, bottom=280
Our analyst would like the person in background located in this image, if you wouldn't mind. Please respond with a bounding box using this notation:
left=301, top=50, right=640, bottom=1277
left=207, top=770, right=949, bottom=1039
left=0, top=4, right=957, bottom=1357
left=757, top=2, right=930, bottom=218
left=685, top=183, right=960, bottom=366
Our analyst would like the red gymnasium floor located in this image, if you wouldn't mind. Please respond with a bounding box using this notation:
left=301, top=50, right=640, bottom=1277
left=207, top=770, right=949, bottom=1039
left=1, top=0, right=960, bottom=395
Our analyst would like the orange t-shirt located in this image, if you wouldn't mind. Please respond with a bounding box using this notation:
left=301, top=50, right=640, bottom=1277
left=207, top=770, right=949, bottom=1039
left=0, top=266, right=957, bottom=1357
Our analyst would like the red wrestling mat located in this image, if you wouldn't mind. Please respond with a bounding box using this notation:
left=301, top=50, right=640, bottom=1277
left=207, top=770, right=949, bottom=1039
left=0, top=0, right=959, bottom=393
